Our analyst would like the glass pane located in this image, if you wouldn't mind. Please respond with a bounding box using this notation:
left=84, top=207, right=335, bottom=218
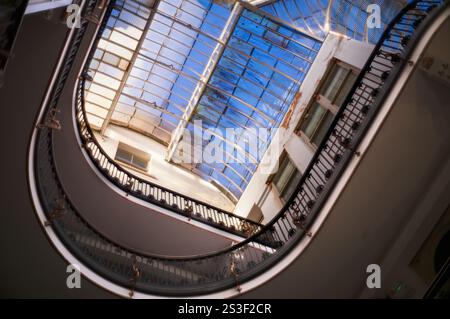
left=132, top=156, right=148, bottom=170
left=301, top=102, right=327, bottom=139
left=260, top=0, right=406, bottom=44
left=87, top=0, right=323, bottom=199
left=115, top=147, right=133, bottom=163
left=334, top=71, right=357, bottom=107
left=274, top=157, right=297, bottom=195
left=312, top=110, right=334, bottom=147
left=281, top=168, right=302, bottom=202
left=320, top=64, right=349, bottom=102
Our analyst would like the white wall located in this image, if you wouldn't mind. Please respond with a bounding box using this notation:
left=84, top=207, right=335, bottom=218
left=357, top=21, right=450, bottom=298
left=234, top=34, right=374, bottom=221
left=242, top=14, right=450, bottom=297
left=95, top=124, right=236, bottom=212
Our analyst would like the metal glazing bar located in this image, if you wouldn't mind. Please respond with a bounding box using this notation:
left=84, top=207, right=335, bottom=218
left=166, top=2, right=243, bottom=161
left=236, top=0, right=323, bottom=42
left=100, top=0, right=161, bottom=134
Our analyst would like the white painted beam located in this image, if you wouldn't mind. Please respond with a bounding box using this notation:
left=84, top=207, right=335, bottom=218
left=25, top=0, right=73, bottom=15
left=165, top=2, right=243, bottom=161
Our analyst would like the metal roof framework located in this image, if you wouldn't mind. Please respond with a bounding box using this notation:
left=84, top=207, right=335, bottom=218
left=83, top=0, right=406, bottom=200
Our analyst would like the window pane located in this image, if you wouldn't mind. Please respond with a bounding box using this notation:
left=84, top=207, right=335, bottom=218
left=132, top=155, right=148, bottom=170
left=115, top=147, right=133, bottom=163
left=281, top=168, right=302, bottom=202
left=115, top=144, right=149, bottom=170
left=273, top=155, right=301, bottom=202
left=319, top=64, right=349, bottom=102
left=274, top=158, right=294, bottom=193
left=301, top=102, right=327, bottom=139
left=334, top=71, right=357, bottom=107
left=312, top=110, right=334, bottom=147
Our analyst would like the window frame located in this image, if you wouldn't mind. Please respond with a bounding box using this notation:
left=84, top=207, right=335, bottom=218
left=114, top=142, right=150, bottom=172
left=270, top=152, right=302, bottom=204
left=296, top=59, right=359, bottom=149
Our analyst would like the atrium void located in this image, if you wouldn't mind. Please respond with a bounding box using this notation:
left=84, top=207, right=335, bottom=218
left=83, top=0, right=406, bottom=204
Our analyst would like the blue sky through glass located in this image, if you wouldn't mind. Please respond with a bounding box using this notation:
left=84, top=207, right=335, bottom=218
left=84, top=0, right=407, bottom=202
left=261, top=0, right=407, bottom=43
left=175, top=6, right=321, bottom=199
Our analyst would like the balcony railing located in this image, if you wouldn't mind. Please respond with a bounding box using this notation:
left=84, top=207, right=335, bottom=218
left=76, top=82, right=263, bottom=238
left=73, top=0, right=316, bottom=239
left=32, top=0, right=449, bottom=297
left=74, top=1, right=265, bottom=238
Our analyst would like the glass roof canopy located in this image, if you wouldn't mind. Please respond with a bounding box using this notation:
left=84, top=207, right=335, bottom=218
left=84, top=0, right=407, bottom=201
left=170, top=4, right=321, bottom=200
left=260, top=0, right=406, bottom=44
left=86, top=0, right=233, bottom=142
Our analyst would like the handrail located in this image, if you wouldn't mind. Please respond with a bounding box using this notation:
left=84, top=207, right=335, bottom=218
left=31, top=0, right=449, bottom=297
left=76, top=82, right=263, bottom=237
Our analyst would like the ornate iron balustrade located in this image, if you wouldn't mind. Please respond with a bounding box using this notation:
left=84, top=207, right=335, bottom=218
left=76, top=79, right=264, bottom=237
left=74, top=1, right=264, bottom=237
left=32, top=0, right=448, bottom=297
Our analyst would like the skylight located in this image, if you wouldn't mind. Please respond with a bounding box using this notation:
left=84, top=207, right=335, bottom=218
left=83, top=0, right=407, bottom=201
left=261, top=0, right=406, bottom=43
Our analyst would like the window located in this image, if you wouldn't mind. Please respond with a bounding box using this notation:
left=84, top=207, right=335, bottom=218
left=114, top=142, right=149, bottom=171
left=272, top=154, right=302, bottom=203
left=298, top=61, right=358, bottom=147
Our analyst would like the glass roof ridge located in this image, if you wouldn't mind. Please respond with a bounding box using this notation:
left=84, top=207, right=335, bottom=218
left=167, top=1, right=323, bottom=199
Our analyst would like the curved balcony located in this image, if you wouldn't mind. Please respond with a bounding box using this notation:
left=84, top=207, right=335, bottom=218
left=28, top=0, right=449, bottom=298
left=76, top=78, right=264, bottom=237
